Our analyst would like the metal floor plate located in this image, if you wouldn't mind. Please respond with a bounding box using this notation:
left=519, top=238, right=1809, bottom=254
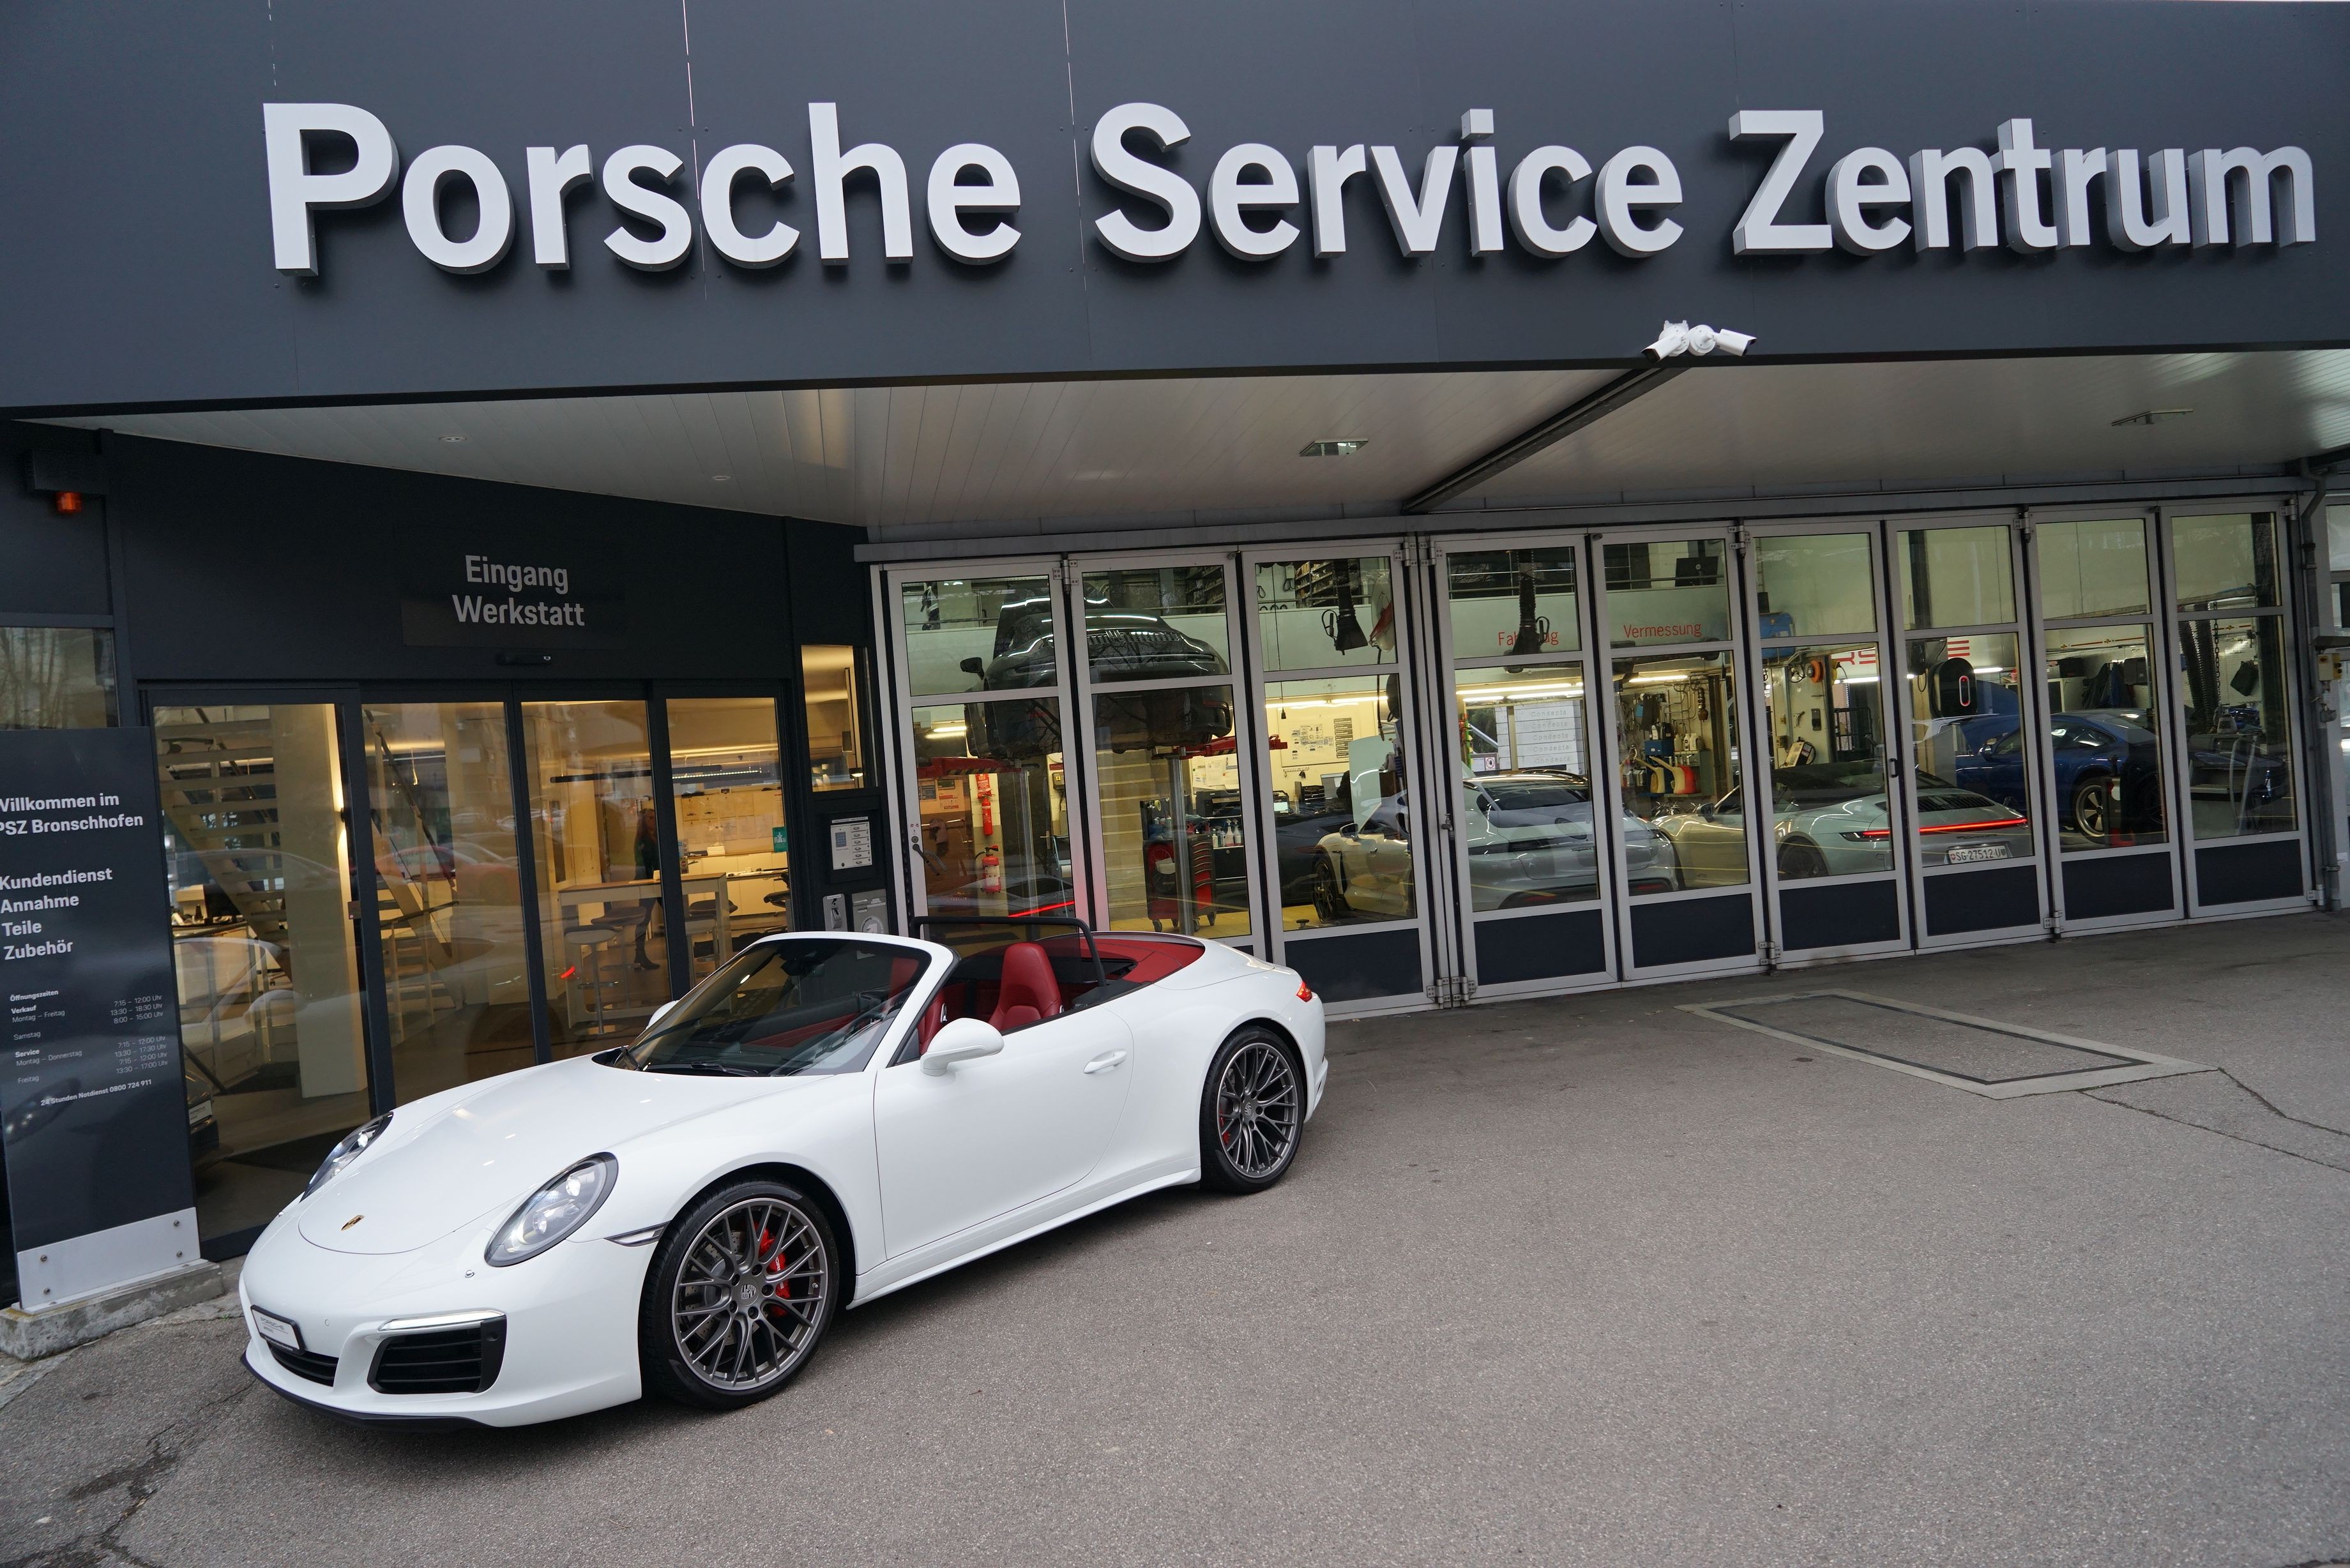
left=1682, top=989, right=2211, bottom=1098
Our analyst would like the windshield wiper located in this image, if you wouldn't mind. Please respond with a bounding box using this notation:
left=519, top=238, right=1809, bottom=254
left=641, top=1061, right=761, bottom=1078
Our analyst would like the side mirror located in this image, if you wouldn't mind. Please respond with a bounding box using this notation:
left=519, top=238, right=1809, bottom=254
left=923, top=1017, right=1005, bottom=1073
left=959, top=656, right=986, bottom=677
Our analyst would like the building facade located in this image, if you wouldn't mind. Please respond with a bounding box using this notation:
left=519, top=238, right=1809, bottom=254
left=1, top=0, right=2347, bottom=1312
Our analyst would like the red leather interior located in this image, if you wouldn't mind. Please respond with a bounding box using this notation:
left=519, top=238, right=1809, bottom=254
left=989, top=941, right=1063, bottom=1032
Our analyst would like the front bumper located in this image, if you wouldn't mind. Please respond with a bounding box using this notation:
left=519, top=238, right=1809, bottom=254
left=238, top=1202, right=654, bottom=1429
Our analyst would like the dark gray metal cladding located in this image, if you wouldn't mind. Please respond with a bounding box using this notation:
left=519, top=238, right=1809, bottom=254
left=1, top=0, right=2346, bottom=416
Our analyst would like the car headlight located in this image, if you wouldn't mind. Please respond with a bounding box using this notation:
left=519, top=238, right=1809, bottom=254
left=303, top=1113, right=392, bottom=1199
left=486, top=1155, right=617, bottom=1267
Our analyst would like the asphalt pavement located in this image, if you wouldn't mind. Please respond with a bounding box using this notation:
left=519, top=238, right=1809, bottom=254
left=4, top=914, right=2346, bottom=1567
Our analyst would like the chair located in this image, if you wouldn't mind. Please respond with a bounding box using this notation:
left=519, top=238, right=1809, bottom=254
left=988, top=942, right=1062, bottom=1032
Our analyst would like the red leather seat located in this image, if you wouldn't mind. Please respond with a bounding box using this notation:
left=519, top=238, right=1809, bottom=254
left=988, top=941, right=1062, bottom=1032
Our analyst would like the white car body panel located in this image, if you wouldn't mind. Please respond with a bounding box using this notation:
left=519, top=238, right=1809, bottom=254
left=239, top=931, right=1325, bottom=1428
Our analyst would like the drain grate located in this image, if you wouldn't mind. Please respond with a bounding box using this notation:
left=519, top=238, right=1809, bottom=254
left=1682, top=989, right=2210, bottom=1098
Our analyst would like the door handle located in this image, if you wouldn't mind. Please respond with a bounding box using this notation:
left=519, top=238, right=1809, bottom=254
left=1082, top=1050, right=1129, bottom=1074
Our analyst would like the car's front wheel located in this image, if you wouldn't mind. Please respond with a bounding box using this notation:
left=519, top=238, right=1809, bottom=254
left=1199, top=1027, right=1305, bottom=1193
left=2072, top=774, right=2111, bottom=838
left=639, top=1178, right=840, bottom=1410
left=1311, top=854, right=1351, bottom=920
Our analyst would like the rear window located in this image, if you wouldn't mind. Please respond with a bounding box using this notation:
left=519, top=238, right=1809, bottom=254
left=614, top=939, right=931, bottom=1078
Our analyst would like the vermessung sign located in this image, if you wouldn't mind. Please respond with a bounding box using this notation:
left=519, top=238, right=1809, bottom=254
left=1, top=728, right=197, bottom=1309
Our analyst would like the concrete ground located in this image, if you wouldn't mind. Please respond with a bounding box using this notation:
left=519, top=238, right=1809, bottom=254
left=4, top=914, right=2346, bottom=1567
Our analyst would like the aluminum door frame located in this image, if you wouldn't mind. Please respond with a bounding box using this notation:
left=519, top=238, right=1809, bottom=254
left=1587, top=523, right=1768, bottom=984
left=1063, top=546, right=1264, bottom=955
left=2022, top=503, right=2187, bottom=935
left=879, top=557, right=1084, bottom=928
left=1887, top=512, right=2052, bottom=951
left=2156, top=497, right=2315, bottom=919
left=1743, top=517, right=1913, bottom=965
left=1424, top=529, right=1616, bottom=1002
left=1241, top=538, right=1438, bottom=1018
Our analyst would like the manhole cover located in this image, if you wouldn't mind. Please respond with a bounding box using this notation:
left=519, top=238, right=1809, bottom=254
left=1682, top=990, right=2209, bottom=1098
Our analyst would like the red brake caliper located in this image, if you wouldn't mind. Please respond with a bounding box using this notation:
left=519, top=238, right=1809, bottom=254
left=759, top=1227, right=792, bottom=1318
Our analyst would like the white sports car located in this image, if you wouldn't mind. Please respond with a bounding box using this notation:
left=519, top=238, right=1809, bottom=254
left=238, top=922, right=1326, bottom=1428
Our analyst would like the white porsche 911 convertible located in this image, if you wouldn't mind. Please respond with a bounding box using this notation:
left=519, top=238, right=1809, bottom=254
left=238, top=921, right=1326, bottom=1428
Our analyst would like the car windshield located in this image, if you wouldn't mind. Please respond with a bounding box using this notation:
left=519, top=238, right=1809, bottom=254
left=1482, top=779, right=1591, bottom=811
left=612, top=939, right=932, bottom=1078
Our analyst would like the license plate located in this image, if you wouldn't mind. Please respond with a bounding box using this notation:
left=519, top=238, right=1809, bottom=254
left=251, top=1308, right=302, bottom=1352
left=1946, top=843, right=2011, bottom=864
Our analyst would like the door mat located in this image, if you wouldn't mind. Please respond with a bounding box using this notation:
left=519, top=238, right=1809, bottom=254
left=1681, top=989, right=2210, bottom=1098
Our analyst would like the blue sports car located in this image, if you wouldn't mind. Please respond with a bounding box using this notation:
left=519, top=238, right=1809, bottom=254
left=1953, top=709, right=2167, bottom=844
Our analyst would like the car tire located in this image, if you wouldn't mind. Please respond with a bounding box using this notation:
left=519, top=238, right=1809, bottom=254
left=639, top=1177, right=841, bottom=1411
left=1777, top=840, right=1829, bottom=879
left=1199, top=1027, right=1306, bottom=1194
left=1310, top=854, right=1350, bottom=920
left=2072, top=774, right=2111, bottom=838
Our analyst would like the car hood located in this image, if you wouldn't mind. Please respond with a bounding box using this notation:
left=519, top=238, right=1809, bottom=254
left=294, top=1057, right=798, bottom=1255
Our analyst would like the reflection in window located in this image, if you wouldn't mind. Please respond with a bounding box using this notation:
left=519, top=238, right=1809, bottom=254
left=1905, top=633, right=2035, bottom=863
left=156, top=704, right=368, bottom=1240
left=1446, top=548, right=1579, bottom=660
left=1762, top=645, right=1889, bottom=878
left=802, top=645, right=865, bottom=790
left=1093, top=684, right=1248, bottom=936
left=2043, top=626, right=2166, bottom=852
left=2038, top=518, right=2151, bottom=620
left=1754, top=535, right=1876, bottom=638
left=1604, top=540, right=1731, bottom=647
left=1265, top=677, right=1411, bottom=929
left=1900, top=526, right=2015, bottom=629
left=0, top=626, right=116, bottom=728
left=2177, top=616, right=2295, bottom=837
left=1255, top=558, right=1397, bottom=671
left=667, top=698, right=794, bottom=981
left=1455, top=665, right=1599, bottom=911
left=1621, top=651, right=1743, bottom=890
left=900, top=575, right=1055, bottom=695
left=1082, top=568, right=1231, bottom=683
left=361, top=702, right=533, bottom=1101
left=911, top=701, right=1069, bottom=917
left=1457, top=664, right=1587, bottom=778
left=2172, top=513, right=2280, bottom=612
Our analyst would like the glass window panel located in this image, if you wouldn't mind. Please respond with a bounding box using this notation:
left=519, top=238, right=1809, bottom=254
left=801, top=645, right=865, bottom=791
left=2328, top=503, right=2350, bottom=575
left=667, top=698, right=793, bottom=984
left=361, top=702, right=533, bottom=1102
left=900, top=575, right=1055, bottom=695
left=2043, top=626, right=2167, bottom=852
left=1900, top=526, right=2015, bottom=629
left=1093, top=683, right=1248, bottom=937
left=1255, top=557, right=1398, bottom=671
left=520, top=700, right=667, bottom=1057
left=1446, top=548, right=1580, bottom=660
left=1616, top=650, right=1741, bottom=891
left=2172, top=513, right=2280, bottom=612
left=1081, top=568, right=1231, bottom=683
left=911, top=700, right=1070, bottom=917
left=1452, top=663, right=1601, bottom=911
left=155, top=704, right=369, bottom=1241
left=1265, top=676, right=1412, bottom=928
left=1904, top=633, right=2035, bottom=862
left=2178, top=616, right=2296, bottom=837
left=1754, top=534, right=1876, bottom=639
left=2036, top=518, right=2151, bottom=621
left=0, top=626, right=116, bottom=728
left=1604, top=540, right=1731, bottom=647
left=1761, top=645, right=1890, bottom=878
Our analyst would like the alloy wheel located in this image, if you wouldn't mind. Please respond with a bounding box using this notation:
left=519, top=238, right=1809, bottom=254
left=1215, top=1041, right=1301, bottom=1180
left=670, top=1196, right=830, bottom=1393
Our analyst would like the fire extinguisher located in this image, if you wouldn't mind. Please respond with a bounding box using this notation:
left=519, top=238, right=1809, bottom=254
left=976, top=775, right=996, bottom=836
left=980, top=847, right=1003, bottom=893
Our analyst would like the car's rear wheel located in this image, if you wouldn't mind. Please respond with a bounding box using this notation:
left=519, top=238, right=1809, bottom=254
left=1199, top=1027, right=1305, bottom=1193
left=639, top=1179, right=838, bottom=1410
left=1777, top=839, right=1830, bottom=879
left=2072, top=774, right=2111, bottom=838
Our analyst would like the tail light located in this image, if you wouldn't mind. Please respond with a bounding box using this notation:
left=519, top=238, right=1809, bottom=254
left=1296, top=981, right=1315, bottom=1002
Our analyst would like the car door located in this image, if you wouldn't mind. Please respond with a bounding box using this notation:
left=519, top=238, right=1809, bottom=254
left=872, top=1005, right=1135, bottom=1258
left=1359, top=797, right=1412, bottom=914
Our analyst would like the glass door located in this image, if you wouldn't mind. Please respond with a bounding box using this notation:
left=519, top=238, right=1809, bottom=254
left=1245, top=545, right=1432, bottom=1009
left=1431, top=536, right=1614, bottom=995
left=1890, top=518, right=2049, bottom=946
left=1068, top=555, right=1259, bottom=949
left=1747, top=525, right=1910, bottom=959
left=2162, top=507, right=2310, bottom=913
left=2028, top=509, right=2183, bottom=928
left=1589, top=529, right=1764, bottom=979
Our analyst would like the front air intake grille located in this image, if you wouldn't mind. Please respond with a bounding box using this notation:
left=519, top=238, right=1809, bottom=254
left=268, top=1342, right=339, bottom=1386
left=368, top=1318, right=507, bottom=1395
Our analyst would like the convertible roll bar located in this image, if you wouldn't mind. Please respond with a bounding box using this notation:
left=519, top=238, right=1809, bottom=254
left=909, top=914, right=1108, bottom=991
